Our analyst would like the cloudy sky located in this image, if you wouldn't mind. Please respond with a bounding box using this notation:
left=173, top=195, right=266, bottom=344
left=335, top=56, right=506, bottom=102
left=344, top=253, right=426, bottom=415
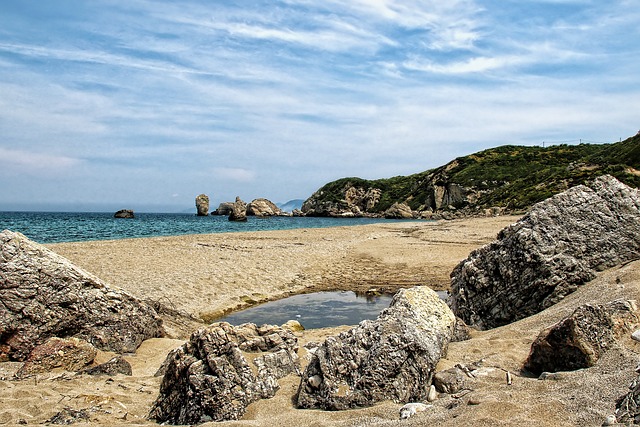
left=1, top=1, right=638, bottom=212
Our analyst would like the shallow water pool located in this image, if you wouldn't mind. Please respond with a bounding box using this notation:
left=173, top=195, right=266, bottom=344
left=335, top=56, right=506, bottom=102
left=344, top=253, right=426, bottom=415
left=218, top=290, right=448, bottom=329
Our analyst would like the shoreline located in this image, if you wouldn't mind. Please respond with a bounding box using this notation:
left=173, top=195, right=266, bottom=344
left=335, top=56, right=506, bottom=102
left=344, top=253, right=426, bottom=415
left=48, top=215, right=520, bottom=337
left=3, top=214, right=640, bottom=426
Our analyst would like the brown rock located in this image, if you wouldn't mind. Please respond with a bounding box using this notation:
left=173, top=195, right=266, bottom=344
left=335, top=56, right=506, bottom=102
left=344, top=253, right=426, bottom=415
left=17, top=337, right=97, bottom=376
left=195, top=194, right=210, bottom=216
left=229, top=196, right=248, bottom=222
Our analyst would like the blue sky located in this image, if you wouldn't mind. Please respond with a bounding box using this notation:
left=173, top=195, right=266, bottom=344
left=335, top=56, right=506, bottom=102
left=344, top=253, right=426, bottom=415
left=0, top=0, right=638, bottom=212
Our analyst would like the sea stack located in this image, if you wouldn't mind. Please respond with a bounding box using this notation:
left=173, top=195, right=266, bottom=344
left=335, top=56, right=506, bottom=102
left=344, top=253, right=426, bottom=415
left=195, top=194, right=210, bottom=216
left=114, top=209, right=134, bottom=218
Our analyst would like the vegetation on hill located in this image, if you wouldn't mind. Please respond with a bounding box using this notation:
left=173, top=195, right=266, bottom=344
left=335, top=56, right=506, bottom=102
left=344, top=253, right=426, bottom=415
left=303, top=132, right=640, bottom=216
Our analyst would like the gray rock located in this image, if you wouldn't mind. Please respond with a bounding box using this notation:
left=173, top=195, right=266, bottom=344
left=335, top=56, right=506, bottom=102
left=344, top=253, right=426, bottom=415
left=0, top=230, right=164, bottom=361
left=616, top=375, right=640, bottom=424
left=295, top=286, right=455, bottom=410
left=449, top=175, right=640, bottom=329
left=524, top=300, right=638, bottom=375
left=149, top=322, right=299, bottom=424
left=82, top=356, right=132, bottom=376
left=213, top=202, right=235, bottom=216
left=228, top=196, right=248, bottom=222
left=195, top=194, right=210, bottom=216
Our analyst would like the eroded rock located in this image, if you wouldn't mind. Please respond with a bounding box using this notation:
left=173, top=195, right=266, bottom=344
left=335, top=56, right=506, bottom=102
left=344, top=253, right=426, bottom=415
left=524, top=300, right=638, bottom=375
left=449, top=175, right=640, bottom=329
left=0, top=230, right=163, bottom=361
left=295, top=287, right=455, bottom=410
left=149, top=322, right=299, bottom=424
left=195, top=194, right=210, bottom=216
left=228, top=196, right=248, bottom=222
left=246, top=198, right=284, bottom=217
left=17, top=337, right=97, bottom=377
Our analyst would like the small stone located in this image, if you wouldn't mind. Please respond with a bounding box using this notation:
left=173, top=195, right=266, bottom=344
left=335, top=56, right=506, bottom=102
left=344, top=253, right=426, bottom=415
left=468, top=397, right=482, bottom=405
left=308, top=375, right=322, bottom=388
left=399, top=403, right=431, bottom=419
left=427, top=384, right=437, bottom=402
left=631, top=329, right=640, bottom=342
left=538, top=372, right=564, bottom=381
left=282, top=320, right=305, bottom=332
left=602, top=414, right=616, bottom=426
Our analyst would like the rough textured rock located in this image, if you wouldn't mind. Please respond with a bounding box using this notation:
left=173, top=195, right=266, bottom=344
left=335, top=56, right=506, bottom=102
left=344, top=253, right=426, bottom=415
left=228, top=196, right=247, bottom=222
left=246, top=198, right=284, bottom=217
left=213, top=202, right=234, bottom=216
left=113, top=209, right=134, bottom=218
left=449, top=175, right=640, bottom=329
left=16, top=337, right=97, bottom=377
left=384, top=202, right=415, bottom=219
left=195, top=194, right=210, bottom=216
left=149, top=322, right=299, bottom=424
left=0, top=230, right=164, bottom=361
left=524, top=300, right=638, bottom=375
left=616, top=374, right=640, bottom=424
left=434, top=366, right=467, bottom=394
left=82, top=356, right=132, bottom=376
left=301, top=185, right=381, bottom=217
left=295, top=287, right=456, bottom=410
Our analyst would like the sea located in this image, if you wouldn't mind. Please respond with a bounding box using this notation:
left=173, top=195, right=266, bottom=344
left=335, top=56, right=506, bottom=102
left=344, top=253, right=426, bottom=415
left=0, top=211, right=411, bottom=244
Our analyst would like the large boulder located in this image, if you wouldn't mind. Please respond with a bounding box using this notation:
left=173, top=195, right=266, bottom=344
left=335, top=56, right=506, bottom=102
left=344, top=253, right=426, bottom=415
left=16, top=337, right=97, bottom=377
left=0, top=230, right=164, bottom=361
left=246, top=198, right=283, bottom=217
left=213, top=202, right=234, bottom=216
left=384, top=202, right=415, bottom=219
left=295, top=286, right=455, bottom=410
left=524, top=300, right=638, bottom=375
left=149, top=322, right=299, bottom=424
left=228, top=196, right=247, bottom=222
left=195, top=194, right=210, bottom=216
left=449, top=175, right=640, bottom=329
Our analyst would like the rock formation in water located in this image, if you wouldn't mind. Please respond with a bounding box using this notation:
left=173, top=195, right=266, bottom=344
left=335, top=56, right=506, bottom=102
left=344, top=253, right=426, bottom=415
left=195, top=194, right=210, bottom=216
left=524, top=300, right=638, bottom=375
left=0, top=230, right=164, bottom=361
left=149, top=322, right=299, bottom=424
left=295, top=286, right=455, bottom=410
left=449, top=175, right=640, bottom=329
left=246, top=198, right=284, bottom=217
left=114, top=209, right=134, bottom=218
left=228, top=196, right=248, bottom=222
left=213, top=202, right=234, bottom=216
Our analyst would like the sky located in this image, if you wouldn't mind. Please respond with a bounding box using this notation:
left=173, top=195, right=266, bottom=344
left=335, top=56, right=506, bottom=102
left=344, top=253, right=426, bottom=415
left=0, top=0, right=639, bottom=212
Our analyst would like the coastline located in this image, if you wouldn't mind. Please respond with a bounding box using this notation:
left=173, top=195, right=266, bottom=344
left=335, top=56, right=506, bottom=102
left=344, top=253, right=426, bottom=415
left=3, top=214, right=638, bottom=426
left=47, top=216, right=520, bottom=337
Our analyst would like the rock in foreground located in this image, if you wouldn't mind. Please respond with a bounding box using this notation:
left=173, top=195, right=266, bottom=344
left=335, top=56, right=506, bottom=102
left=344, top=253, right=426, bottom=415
left=449, top=175, right=640, bottom=329
left=149, top=322, right=299, bottom=424
left=295, top=287, right=455, bottom=410
left=0, top=230, right=163, bottom=361
left=524, top=300, right=638, bottom=375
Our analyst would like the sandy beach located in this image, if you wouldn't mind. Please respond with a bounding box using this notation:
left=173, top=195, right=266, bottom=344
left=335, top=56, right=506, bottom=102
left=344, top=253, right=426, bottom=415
left=2, top=215, right=640, bottom=426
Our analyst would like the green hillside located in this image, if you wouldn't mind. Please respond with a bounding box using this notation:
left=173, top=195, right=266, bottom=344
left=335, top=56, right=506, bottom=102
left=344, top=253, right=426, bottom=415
left=302, top=132, right=640, bottom=216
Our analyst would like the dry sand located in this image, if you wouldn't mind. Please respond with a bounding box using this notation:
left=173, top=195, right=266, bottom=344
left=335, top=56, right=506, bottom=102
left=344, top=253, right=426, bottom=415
left=1, top=215, right=639, bottom=426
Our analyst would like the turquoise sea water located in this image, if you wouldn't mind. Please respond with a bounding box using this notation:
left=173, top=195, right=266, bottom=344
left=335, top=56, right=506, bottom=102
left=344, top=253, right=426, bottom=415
left=0, top=212, right=411, bottom=244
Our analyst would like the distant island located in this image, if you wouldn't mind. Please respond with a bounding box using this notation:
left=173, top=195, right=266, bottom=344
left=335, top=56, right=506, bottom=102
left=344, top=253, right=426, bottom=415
left=300, top=132, right=640, bottom=219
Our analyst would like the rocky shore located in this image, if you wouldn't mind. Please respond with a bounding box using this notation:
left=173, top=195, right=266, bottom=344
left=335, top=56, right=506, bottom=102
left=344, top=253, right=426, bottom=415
left=1, top=176, right=640, bottom=426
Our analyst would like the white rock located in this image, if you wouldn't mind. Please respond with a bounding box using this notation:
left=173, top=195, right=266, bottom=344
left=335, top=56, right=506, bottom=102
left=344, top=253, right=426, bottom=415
left=399, top=402, right=431, bottom=419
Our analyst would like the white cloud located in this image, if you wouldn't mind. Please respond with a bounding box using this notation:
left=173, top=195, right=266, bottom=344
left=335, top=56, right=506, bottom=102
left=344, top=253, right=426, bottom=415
left=212, top=168, right=256, bottom=183
left=0, top=147, right=82, bottom=174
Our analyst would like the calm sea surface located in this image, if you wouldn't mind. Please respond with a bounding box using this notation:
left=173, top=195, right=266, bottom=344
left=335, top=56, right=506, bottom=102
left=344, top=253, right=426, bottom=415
left=0, top=212, right=412, bottom=244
